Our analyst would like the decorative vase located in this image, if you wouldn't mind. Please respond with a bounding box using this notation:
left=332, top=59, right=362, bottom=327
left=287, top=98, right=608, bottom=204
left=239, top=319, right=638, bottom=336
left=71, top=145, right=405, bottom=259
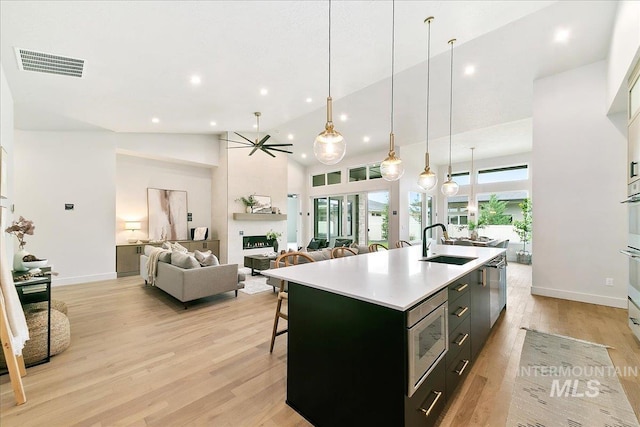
left=13, top=248, right=30, bottom=272
left=245, top=206, right=252, bottom=213
left=273, top=240, right=279, bottom=253
left=469, top=229, right=479, bottom=241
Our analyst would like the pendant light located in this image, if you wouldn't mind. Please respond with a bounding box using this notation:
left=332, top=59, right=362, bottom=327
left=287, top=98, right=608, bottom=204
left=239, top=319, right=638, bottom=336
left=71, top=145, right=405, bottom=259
left=417, top=16, right=437, bottom=191
left=441, top=38, right=459, bottom=197
left=313, top=0, right=346, bottom=165
left=380, top=0, right=405, bottom=181
left=467, top=147, right=476, bottom=215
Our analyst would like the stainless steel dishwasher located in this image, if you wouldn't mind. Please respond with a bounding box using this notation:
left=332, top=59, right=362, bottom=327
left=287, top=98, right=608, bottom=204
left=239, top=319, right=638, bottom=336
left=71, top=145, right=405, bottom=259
left=485, top=255, right=507, bottom=327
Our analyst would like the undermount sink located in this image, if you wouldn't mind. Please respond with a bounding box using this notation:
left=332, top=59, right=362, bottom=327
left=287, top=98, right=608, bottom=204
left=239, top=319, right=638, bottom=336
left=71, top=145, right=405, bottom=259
left=420, top=255, right=477, bottom=265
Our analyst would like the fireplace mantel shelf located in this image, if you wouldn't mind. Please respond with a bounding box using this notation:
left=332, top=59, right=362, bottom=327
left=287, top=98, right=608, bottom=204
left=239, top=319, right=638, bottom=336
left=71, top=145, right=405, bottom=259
left=233, top=213, right=287, bottom=221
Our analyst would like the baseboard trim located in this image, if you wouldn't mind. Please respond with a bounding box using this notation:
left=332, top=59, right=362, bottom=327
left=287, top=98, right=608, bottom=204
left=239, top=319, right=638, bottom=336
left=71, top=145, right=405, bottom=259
left=52, top=272, right=118, bottom=287
left=531, top=286, right=627, bottom=309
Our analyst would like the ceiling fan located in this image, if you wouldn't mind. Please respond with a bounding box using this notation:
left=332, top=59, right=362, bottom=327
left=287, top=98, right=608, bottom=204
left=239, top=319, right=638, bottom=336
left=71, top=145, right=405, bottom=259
left=223, top=112, right=293, bottom=158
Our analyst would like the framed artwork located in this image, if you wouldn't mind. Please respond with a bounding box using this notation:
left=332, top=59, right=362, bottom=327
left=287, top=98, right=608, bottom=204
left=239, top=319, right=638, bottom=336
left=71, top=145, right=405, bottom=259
left=252, top=195, right=272, bottom=214
left=1, top=147, right=7, bottom=199
left=147, top=188, right=188, bottom=240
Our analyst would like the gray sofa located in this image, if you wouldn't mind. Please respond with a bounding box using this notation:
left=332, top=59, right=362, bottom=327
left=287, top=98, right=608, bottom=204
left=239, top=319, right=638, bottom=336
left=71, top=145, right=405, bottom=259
left=140, top=254, right=244, bottom=307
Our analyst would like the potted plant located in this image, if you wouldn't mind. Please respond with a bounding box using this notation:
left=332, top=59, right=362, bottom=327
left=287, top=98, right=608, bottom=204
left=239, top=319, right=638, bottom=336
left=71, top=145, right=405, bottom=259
left=513, top=198, right=532, bottom=264
left=236, top=194, right=257, bottom=213
left=467, top=219, right=486, bottom=241
left=266, top=229, right=282, bottom=252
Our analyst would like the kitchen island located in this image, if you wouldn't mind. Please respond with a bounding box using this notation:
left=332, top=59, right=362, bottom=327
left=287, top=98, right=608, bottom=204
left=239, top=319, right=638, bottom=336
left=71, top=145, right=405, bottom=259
left=262, top=244, right=506, bottom=427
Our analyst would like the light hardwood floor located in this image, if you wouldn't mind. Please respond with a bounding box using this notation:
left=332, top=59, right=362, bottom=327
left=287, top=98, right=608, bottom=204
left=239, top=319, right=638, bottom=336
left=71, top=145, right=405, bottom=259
left=1, top=264, right=638, bottom=426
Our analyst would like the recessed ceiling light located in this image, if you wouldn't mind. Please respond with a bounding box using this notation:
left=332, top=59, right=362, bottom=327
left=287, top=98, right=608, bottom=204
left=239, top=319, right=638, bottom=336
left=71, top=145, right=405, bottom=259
left=210, top=121, right=217, bottom=126
left=305, top=97, right=313, bottom=103
left=151, top=117, right=160, bottom=124
left=301, top=153, right=307, bottom=159
left=260, top=88, right=268, bottom=96
left=363, top=136, right=370, bottom=143
left=252, top=124, right=258, bottom=128
left=340, top=114, right=348, bottom=121
left=190, top=75, right=201, bottom=85
left=287, top=134, right=294, bottom=140
left=464, top=65, right=475, bottom=75
left=554, top=28, right=570, bottom=43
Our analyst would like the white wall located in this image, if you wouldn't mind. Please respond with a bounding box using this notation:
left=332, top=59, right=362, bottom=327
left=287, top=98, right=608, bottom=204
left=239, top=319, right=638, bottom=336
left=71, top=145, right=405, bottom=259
left=607, top=0, right=640, bottom=113
left=221, top=132, right=288, bottom=266
left=1, top=65, right=14, bottom=261
left=532, top=60, right=628, bottom=308
left=115, top=154, right=212, bottom=244
left=116, top=133, right=220, bottom=167
left=14, top=131, right=117, bottom=285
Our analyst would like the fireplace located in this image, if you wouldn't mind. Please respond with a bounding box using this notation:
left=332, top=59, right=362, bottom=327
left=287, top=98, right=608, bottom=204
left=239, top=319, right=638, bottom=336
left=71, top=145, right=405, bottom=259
left=243, top=235, right=275, bottom=250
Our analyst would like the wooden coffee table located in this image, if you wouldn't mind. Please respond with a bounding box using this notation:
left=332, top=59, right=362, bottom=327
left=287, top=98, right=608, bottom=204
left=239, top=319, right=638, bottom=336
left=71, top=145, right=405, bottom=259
left=244, top=254, right=277, bottom=276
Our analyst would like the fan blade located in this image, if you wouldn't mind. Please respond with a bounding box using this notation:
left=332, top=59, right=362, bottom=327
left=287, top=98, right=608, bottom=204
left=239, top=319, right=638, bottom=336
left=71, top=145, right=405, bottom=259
left=249, top=145, right=261, bottom=156
left=260, top=148, right=276, bottom=158
left=262, top=143, right=293, bottom=147
left=227, top=147, right=254, bottom=149
left=221, top=139, right=254, bottom=146
left=258, top=135, right=271, bottom=145
left=234, top=132, right=257, bottom=145
left=264, top=147, right=293, bottom=154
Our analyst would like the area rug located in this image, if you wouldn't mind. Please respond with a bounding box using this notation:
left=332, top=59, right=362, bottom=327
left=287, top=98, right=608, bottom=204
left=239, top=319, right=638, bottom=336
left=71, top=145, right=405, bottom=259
left=239, top=274, right=274, bottom=295
left=506, top=328, right=639, bottom=427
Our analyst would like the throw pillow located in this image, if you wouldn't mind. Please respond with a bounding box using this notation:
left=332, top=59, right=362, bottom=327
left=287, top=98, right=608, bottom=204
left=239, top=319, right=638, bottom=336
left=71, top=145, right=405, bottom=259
left=162, top=241, right=172, bottom=250
left=171, top=242, right=188, bottom=253
left=171, top=251, right=200, bottom=269
left=194, top=250, right=219, bottom=266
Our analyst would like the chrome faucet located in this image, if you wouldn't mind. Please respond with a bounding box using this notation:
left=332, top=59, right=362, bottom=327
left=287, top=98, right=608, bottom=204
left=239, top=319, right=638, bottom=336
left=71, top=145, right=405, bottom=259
left=423, top=223, right=450, bottom=256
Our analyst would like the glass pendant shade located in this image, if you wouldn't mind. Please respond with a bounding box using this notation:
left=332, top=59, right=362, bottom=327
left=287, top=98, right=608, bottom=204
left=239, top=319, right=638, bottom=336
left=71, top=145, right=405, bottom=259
left=381, top=155, right=405, bottom=181
left=441, top=178, right=459, bottom=196
left=381, top=133, right=404, bottom=181
left=418, top=167, right=438, bottom=191
left=314, top=121, right=345, bottom=165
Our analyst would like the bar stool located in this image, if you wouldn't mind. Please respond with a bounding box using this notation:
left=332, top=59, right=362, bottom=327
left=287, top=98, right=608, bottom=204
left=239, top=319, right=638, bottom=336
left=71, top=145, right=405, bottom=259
left=368, top=243, right=388, bottom=252
left=395, top=240, right=412, bottom=248
left=331, top=247, right=358, bottom=258
left=270, top=251, right=315, bottom=353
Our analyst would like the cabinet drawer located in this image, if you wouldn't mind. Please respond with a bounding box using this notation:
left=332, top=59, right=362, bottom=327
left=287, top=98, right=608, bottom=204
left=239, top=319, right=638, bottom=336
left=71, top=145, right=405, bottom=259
left=404, top=356, right=447, bottom=427
left=446, top=339, right=471, bottom=395
left=448, top=279, right=471, bottom=305
left=448, top=291, right=470, bottom=333
left=447, top=315, right=471, bottom=364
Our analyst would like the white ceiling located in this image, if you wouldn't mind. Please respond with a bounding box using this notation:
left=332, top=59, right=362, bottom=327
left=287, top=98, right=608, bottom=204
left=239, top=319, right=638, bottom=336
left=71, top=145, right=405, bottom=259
left=0, top=1, right=618, bottom=166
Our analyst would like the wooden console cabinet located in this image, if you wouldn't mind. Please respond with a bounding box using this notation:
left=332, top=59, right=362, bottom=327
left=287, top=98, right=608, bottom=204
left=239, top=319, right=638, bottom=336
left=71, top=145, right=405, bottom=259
left=116, top=240, right=220, bottom=277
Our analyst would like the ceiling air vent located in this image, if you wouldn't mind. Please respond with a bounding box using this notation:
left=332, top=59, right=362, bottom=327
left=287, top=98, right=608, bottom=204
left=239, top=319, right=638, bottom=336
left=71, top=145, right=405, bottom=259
left=14, top=47, right=84, bottom=78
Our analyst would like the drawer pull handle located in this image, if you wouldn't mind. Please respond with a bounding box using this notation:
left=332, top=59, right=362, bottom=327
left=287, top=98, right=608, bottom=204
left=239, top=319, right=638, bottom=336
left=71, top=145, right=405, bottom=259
left=454, top=306, right=469, bottom=317
left=454, top=333, right=469, bottom=346
left=454, top=283, right=468, bottom=292
left=455, top=359, right=470, bottom=376
left=631, top=317, right=640, bottom=326
left=419, top=390, right=443, bottom=418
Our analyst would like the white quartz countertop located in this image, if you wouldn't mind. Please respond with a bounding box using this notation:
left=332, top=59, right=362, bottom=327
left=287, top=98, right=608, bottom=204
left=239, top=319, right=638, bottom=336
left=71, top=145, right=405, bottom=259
left=261, top=244, right=506, bottom=311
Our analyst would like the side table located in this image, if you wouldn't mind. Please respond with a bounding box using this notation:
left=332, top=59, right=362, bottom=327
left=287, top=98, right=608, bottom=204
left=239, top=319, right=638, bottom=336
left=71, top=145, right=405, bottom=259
left=13, top=267, right=52, bottom=367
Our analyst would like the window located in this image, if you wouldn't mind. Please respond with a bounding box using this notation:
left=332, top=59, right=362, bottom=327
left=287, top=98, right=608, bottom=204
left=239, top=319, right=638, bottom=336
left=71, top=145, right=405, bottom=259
left=312, top=174, right=325, bottom=187
left=349, top=167, right=367, bottom=182
left=447, top=196, right=469, bottom=226
left=408, top=192, right=422, bottom=241
left=348, top=163, right=382, bottom=182
left=313, top=171, right=341, bottom=187
left=451, top=172, right=470, bottom=186
left=477, top=165, right=528, bottom=184
left=368, top=163, right=382, bottom=180
left=477, top=191, right=528, bottom=225
left=327, top=171, right=341, bottom=185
